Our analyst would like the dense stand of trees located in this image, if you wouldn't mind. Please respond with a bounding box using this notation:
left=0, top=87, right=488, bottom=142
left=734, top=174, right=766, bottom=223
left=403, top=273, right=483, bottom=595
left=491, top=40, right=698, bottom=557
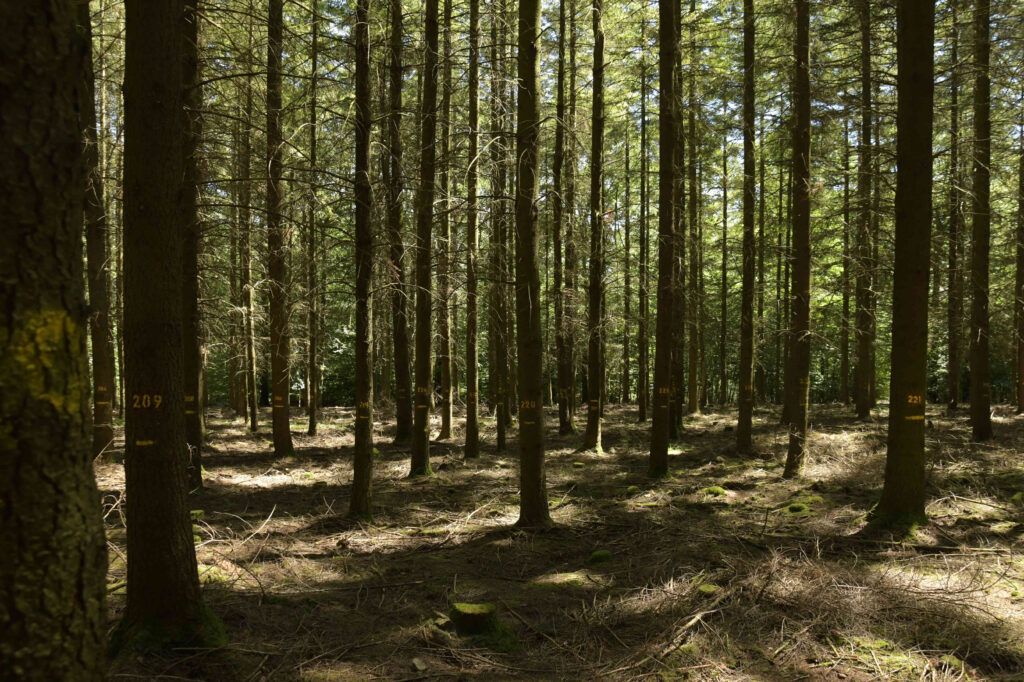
left=5, top=0, right=1024, bottom=669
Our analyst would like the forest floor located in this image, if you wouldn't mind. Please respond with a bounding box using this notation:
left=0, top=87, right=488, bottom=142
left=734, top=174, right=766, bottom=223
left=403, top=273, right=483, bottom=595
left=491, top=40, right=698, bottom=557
left=98, top=402, right=1024, bottom=681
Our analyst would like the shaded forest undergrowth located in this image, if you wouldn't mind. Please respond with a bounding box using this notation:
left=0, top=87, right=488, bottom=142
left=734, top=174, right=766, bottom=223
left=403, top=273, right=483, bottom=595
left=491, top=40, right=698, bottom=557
left=99, top=404, right=1024, bottom=680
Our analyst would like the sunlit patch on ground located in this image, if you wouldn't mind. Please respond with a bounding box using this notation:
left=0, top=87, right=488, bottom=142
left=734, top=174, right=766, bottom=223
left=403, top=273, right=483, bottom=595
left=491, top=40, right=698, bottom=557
left=99, top=403, right=1024, bottom=680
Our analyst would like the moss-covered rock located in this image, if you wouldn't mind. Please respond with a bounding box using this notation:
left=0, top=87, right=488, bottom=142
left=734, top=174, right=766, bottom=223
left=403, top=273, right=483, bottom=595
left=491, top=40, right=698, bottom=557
left=586, top=549, right=613, bottom=564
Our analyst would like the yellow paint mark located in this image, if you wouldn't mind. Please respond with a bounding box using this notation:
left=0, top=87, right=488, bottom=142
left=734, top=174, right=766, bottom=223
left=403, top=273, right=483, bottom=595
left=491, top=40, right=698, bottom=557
left=185, top=410, right=197, bottom=415
left=136, top=440, right=155, bottom=447
left=7, top=309, right=85, bottom=416
left=95, top=401, right=111, bottom=406
left=185, top=395, right=196, bottom=403
left=905, top=415, right=925, bottom=421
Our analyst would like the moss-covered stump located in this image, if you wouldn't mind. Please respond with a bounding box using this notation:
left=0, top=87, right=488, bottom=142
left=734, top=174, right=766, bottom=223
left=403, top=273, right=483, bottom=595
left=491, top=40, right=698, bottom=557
left=449, top=603, right=519, bottom=653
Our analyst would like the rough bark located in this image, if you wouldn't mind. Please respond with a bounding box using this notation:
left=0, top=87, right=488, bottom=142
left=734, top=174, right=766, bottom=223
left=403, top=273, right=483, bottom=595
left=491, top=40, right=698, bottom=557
left=686, top=1, right=700, bottom=414
left=0, top=2, right=107, bottom=675
left=737, top=0, right=755, bottom=451
left=437, top=0, right=453, bottom=440
left=649, top=0, right=679, bottom=477
left=306, top=0, right=320, bottom=435
left=267, top=0, right=294, bottom=457
left=583, top=0, right=605, bottom=451
left=783, top=0, right=811, bottom=479
left=1017, top=129, right=1024, bottom=413
left=386, top=0, right=412, bottom=444
left=969, top=0, right=992, bottom=441
left=854, top=0, right=874, bottom=420
left=412, top=0, right=439, bottom=474
left=350, top=0, right=374, bottom=517
left=947, top=0, right=963, bottom=410
left=465, top=0, right=481, bottom=456
left=638, top=45, right=650, bottom=422
left=877, top=0, right=934, bottom=524
left=514, top=0, right=552, bottom=527
left=840, top=118, right=851, bottom=404
left=116, top=0, right=223, bottom=650
left=719, top=137, right=728, bottom=406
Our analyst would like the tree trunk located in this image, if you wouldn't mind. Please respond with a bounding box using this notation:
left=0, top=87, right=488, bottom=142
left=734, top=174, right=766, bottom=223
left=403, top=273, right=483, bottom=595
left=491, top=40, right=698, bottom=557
left=182, top=0, right=204, bottom=489
left=719, top=136, right=728, bottom=406
left=81, top=1, right=117, bottom=461
left=687, top=1, right=700, bottom=415
left=756, top=114, right=766, bottom=403
left=267, top=0, right=294, bottom=457
left=670, top=8, right=687, bottom=435
left=553, top=0, right=569, bottom=433
left=386, top=0, right=412, bottom=444
left=1, top=3, right=107, bottom=673
left=1017, top=127, right=1024, bottom=413
left=877, top=0, right=934, bottom=524
left=854, top=0, right=873, bottom=420
left=566, top=0, right=579, bottom=425
left=638, top=42, right=650, bottom=422
left=783, top=0, right=811, bottom=479
left=465, top=0, right=481, bottom=456
left=840, top=117, right=851, bottom=404
left=437, top=0, right=453, bottom=440
left=622, top=138, right=632, bottom=404
left=116, top=0, right=223, bottom=649
left=649, top=0, right=678, bottom=477
left=947, top=0, right=963, bottom=410
left=412, top=0, right=439, bottom=474
left=969, top=0, right=992, bottom=441
left=306, top=0, right=321, bottom=435
left=583, top=0, right=605, bottom=451
left=737, top=0, right=755, bottom=451
left=240, top=5, right=259, bottom=433
left=350, top=0, right=374, bottom=516
left=514, top=0, right=551, bottom=527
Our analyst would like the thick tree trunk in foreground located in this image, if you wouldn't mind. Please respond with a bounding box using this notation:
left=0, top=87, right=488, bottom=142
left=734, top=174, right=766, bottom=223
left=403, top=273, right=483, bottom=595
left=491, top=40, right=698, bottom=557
left=116, top=0, right=224, bottom=650
left=583, top=0, right=605, bottom=451
left=969, top=0, right=992, bottom=441
left=412, top=0, right=439, bottom=475
left=649, top=0, right=678, bottom=477
left=0, top=3, right=107, bottom=675
left=350, top=0, right=374, bottom=517
left=878, top=0, right=934, bottom=524
left=267, top=0, right=294, bottom=457
left=783, top=0, right=811, bottom=479
left=737, top=0, right=755, bottom=451
left=515, top=0, right=552, bottom=527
